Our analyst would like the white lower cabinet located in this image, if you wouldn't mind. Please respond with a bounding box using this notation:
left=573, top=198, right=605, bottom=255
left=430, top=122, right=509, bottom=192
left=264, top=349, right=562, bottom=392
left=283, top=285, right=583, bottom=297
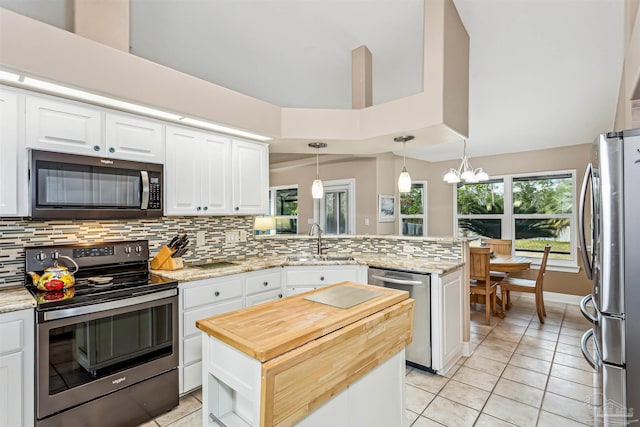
left=0, top=309, right=34, bottom=427
left=179, top=268, right=284, bottom=394
left=430, top=267, right=464, bottom=375
left=283, top=265, right=367, bottom=296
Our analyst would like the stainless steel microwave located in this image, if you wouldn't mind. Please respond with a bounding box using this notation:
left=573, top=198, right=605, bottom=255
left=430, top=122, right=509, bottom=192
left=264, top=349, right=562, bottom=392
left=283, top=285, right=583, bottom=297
left=30, top=150, right=163, bottom=220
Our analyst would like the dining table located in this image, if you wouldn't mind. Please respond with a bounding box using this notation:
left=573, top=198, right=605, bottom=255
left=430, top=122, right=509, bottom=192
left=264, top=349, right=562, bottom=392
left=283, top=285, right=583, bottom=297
left=489, top=254, right=532, bottom=317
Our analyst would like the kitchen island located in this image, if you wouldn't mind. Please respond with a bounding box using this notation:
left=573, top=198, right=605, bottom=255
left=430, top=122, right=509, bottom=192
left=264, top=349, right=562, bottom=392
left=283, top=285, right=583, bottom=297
left=196, top=282, right=414, bottom=427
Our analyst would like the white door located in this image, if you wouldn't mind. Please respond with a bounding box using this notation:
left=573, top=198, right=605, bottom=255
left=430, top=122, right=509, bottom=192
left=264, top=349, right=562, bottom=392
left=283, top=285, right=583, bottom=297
left=25, top=96, right=102, bottom=155
left=165, top=126, right=204, bottom=215
left=0, top=89, right=18, bottom=215
left=201, top=134, right=232, bottom=214
left=232, top=140, right=268, bottom=214
left=105, top=112, right=164, bottom=162
left=317, top=179, right=356, bottom=235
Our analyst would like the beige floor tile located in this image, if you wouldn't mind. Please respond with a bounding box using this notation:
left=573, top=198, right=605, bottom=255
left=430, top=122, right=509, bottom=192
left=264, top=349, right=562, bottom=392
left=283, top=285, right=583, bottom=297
left=530, top=316, right=562, bottom=326
left=438, top=379, right=490, bottom=411
left=560, top=326, right=585, bottom=338
left=464, top=353, right=507, bottom=376
left=451, top=366, right=499, bottom=392
left=411, top=415, right=446, bottom=426
left=406, top=409, right=420, bottom=426
left=524, top=328, right=558, bottom=342
left=442, top=359, right=464, bottom=379
left=542, top=392, right=595, bottom=425
left=405, top=383, right=436, bottom=414
left=527, top=322, right=560, bottom=333
left=557, top=334, right=582, bottom=346
left=473, top=344, right=514, bottom=364
left=546, top=376, right=600, bottom=405
left=163, top=409, right=202, bottom=427
left=494, top=323, right=527, bottom=333
left=489, top=328, right=526, bottom=343
left=553, top=351, right=595, bottom=372
left=562, top=319, right=592, bottom=330
left=471, top=323, right=495, bottom=336
left=482, top=394, right=539, bottom=427
left=154, top=395, right=201, bottom=426
left=423, top=396, right=479, bottom=427
left=550, top=363, right=595, bottom=387
left=520, top=335, right=557, bottom=351
left=501, top=316, right=531, bottom=327
left=536, top=410, right=591, bottom=427
left=555, top=341, right=587, bottom=357
left=493, top=377, right=544, bottom=408
left=482, top=336, right=519, bottom=352
left=137, top=421, right=159, bottom=427
left=473, top=413, right=517, bottom=426
left=509, top=353, right=551, bottom=374
left=406, top=369, right=450, bottom=394
left=191, top=388, right=202, bottom=403
left=501, top=365, right=548, bottom=389
left=514, top=343, right=555, bottom=362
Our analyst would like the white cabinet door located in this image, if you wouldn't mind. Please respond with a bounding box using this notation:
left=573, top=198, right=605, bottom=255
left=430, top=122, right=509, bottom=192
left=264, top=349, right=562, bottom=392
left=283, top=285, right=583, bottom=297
left=0, top=352, right=23, bottom=427
left=165, top=126, right=203, bottom=215
left=0, top=89, right=18, bottom=215
left=25, top=95, right=102, bottom=155
left=231, top=139, right=268, bottom=214
left=105, top=112, right=164, bottom=162
left=431, top=268, right=463, bottom=374
left=201, top=133, right=231, bottom=214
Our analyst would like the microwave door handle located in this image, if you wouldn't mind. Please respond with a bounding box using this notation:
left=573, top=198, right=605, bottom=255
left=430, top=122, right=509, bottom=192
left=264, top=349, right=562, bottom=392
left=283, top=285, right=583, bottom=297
left=579, top=163, right=593, bottom=280
left=140, top=171, right=150, bottom=210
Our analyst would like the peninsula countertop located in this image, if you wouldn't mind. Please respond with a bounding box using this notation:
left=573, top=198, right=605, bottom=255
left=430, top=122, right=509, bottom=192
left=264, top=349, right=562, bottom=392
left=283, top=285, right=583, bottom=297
left=0, top=286, right=36, bottom=314
left=151, top=253, right=463, bottom=283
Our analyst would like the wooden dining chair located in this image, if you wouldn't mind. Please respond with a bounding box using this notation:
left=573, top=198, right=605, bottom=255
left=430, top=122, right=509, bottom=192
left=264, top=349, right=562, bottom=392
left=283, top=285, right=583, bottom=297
left=484, top=239, right=513, bottom=281
left=500, top=244, right=551, bottom=323
left=469, top=246, right=500, bottom=324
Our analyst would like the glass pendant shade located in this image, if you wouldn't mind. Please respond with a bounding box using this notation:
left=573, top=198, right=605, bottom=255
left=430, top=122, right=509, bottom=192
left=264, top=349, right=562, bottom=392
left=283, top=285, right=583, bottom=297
left=398, top=168, right=412, bottom=193
left=311, top=179, right=324, bottom=199
left=443, top=140, right=489, bottom=184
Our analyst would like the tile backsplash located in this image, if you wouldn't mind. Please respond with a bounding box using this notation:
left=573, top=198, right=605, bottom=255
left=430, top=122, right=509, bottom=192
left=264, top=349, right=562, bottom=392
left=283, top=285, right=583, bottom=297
left=0, top=216, right=462, bottom=288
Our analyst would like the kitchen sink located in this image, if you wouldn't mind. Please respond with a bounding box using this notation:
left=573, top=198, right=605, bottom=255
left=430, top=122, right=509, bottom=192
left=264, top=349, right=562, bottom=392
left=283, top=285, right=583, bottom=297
left=189, top=260, right=241, bottom=269
left=286, top=255, right=356, bottom=262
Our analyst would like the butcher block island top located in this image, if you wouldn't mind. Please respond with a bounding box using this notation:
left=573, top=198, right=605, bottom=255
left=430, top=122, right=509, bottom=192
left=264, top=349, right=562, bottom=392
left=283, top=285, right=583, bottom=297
left=196, top=281, right=414, bottom=427
left=196, top=281, right=410, bottom=362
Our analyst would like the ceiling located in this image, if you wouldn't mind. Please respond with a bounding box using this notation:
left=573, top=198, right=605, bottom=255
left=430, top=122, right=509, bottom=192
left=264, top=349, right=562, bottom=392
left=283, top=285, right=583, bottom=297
left=0, top=0, right=626, bottom=162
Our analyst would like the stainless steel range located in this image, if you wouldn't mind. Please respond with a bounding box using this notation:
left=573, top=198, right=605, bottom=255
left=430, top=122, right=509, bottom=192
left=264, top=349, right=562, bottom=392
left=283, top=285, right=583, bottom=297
left=25, top=240, right=179, bottom=427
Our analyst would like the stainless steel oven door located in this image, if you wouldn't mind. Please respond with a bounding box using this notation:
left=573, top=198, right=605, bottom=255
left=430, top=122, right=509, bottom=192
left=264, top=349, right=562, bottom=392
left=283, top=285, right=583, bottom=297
left=36, top=290, right=178, bottom=420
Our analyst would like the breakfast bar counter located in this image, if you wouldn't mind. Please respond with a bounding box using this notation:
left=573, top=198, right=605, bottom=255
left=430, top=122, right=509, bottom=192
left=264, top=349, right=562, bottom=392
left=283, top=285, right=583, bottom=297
left=196, top=281, right=414, bottom=427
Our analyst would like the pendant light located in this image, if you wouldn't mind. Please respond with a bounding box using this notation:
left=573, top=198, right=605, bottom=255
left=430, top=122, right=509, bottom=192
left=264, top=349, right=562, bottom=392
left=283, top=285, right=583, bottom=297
left=309, top=142, right=327, bottom=199
left=443, top=140, right=489, bottom=184
left=395, top=135, right=414, bottom=193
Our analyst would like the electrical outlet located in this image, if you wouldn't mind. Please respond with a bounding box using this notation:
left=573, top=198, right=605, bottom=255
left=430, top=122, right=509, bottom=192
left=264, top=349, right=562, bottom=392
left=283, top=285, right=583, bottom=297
left=225, top=231, right=240, bottom=242
left=364, top=218, right=369, bottom=226
left=196, top=231, right=205, bottom=247
left=238, top=230, right=247, bottom=242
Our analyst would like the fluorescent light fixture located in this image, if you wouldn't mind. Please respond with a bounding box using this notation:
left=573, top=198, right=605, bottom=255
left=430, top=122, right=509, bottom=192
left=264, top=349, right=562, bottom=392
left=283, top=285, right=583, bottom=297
left=1, top=71, right=272, bottom=142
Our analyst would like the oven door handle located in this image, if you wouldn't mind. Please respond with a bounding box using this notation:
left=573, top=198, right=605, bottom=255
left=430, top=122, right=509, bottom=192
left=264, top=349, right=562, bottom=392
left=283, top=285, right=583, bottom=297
left=42, top=288, right=177, bottom=321
left=370, top=275, right=424, bottom=286
left=140, top=170, right=150, bottom=210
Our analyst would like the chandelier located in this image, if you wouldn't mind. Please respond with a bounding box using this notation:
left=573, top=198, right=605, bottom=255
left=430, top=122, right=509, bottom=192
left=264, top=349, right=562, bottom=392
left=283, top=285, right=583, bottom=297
left=443, top=140, right=489, bottom=184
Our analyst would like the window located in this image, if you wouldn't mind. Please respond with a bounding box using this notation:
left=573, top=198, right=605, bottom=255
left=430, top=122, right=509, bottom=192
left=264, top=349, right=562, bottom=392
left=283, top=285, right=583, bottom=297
left=399, top=182, right=427, bottom=236
left=315, top=179, right=356, bottom=235
left=268, top=186, right=298, bottom=234
left=455, top=171, right=576, bottom=270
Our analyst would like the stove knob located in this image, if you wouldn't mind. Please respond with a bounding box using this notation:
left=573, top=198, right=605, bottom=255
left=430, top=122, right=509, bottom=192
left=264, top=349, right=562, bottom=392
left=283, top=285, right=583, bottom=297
left=135, top=245, right=143, bottom=254
left=35, top=251, right=47, bottom=262
left=51, top=251, right=59, bottom=261
left=124, top=246, right=132, bottom=254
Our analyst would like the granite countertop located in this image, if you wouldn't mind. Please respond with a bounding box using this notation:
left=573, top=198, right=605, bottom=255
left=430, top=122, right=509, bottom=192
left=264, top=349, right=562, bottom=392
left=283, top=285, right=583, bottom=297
left=0, top=286, right=36, bottom=314
left=151, top=254, right=463, bottom=282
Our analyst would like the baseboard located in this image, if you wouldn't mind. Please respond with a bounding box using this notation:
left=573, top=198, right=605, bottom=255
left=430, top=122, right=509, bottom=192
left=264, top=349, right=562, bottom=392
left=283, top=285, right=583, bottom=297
left=516, top=291, right=584, bottom=305
left=461, top=341, right=473, bottom=357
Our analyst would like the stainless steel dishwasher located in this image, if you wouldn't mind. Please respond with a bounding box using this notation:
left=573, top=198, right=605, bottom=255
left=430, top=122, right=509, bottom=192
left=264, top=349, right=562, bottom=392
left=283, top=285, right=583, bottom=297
left=368, top=267, right=432, bottom=372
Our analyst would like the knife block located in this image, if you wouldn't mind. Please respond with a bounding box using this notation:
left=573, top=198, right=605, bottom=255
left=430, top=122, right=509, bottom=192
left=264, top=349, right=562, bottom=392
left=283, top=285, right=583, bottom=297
left=150, top=245, right=184, bottom=270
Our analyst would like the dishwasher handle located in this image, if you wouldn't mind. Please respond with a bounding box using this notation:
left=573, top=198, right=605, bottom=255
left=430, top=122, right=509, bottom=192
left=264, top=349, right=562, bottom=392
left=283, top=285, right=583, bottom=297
left=370, top=275, right=424, bottom=286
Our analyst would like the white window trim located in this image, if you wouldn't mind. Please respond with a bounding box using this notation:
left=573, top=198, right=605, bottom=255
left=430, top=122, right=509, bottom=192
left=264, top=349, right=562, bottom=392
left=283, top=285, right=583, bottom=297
left=398, top=180, right=428, bottom=236
left=314, top=179, right=356, bottom=235
left=269, top=184, right=298, bottom=234
left=453, top=169, right=579, bottom=271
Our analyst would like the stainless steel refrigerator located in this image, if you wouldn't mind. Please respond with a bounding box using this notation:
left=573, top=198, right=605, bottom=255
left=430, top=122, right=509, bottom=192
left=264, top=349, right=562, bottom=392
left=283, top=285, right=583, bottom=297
left=579, top=128, right=640, bottom=426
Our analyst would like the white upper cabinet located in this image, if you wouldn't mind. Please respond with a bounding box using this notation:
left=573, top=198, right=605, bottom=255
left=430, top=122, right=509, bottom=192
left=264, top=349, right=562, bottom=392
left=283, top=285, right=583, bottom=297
left=165, top=126, right=268, bottom=216
left=105, top=112, right=164, bottom=162
left=165, top=126, right=232, bottom=215
left=25, top=95, right=164, bottom=162
left=0, top=89, right=19, bottom=216
left=25, top=95, right=102, bottom=156
left=231, top=139, right=269, bottom=214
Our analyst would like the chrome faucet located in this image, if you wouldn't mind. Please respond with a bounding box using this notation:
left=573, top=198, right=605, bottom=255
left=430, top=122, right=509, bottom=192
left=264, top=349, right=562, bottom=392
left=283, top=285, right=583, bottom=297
left=309, top=223, right=328, bottom=255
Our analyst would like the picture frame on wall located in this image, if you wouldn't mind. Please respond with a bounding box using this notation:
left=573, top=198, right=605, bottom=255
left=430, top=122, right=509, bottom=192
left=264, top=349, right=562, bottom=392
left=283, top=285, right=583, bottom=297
left=378, top=194, right=395, bottom=222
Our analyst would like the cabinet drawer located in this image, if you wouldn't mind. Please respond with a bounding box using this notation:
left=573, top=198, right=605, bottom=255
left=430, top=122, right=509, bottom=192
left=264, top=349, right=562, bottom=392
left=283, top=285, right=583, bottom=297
left=183, top=298, right=243, bottom=338
left=183, top=361, right=202, bottom=393
left=246, top=289, right=284, bottom=307
left=245, top=271, right=281, bottom=295
left=0, top=318, right=23, bottom=354
left=285, top=268, right=359, bottom=286
left=182, top=277, right=243, bottom=309
left=183, top=334, right=201, bottom=366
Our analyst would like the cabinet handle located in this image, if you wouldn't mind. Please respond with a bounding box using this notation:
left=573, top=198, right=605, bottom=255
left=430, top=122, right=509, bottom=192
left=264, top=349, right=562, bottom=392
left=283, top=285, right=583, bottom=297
left=108, top=147, right=115, bottom=153
left=93, top=145, right=100, bottom=151
left=320, top=276, right=325, bottom=281
left=278, top=293, right=283, bottom=298
left=235, top=207, right=239, bottom=211
left=214, top=291, right=220, bottom=297
left=196, top=206, right=202, bottom=211
left=203, top=206, right=208, bottom=211
left=263, top=281, right=269, bottom=286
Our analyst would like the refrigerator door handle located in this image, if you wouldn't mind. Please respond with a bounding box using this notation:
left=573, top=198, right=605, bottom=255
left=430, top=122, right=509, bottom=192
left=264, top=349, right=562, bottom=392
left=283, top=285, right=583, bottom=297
left=581, top=328, right=600, bottom=371
left=580, top=294, right=598, bottom=324
left=578, top=163, right=594, bottom=280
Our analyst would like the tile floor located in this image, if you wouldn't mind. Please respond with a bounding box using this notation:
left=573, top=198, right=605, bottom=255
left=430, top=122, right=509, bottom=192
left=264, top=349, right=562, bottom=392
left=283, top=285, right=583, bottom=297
left=139, top=295, right=599, bottom=427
